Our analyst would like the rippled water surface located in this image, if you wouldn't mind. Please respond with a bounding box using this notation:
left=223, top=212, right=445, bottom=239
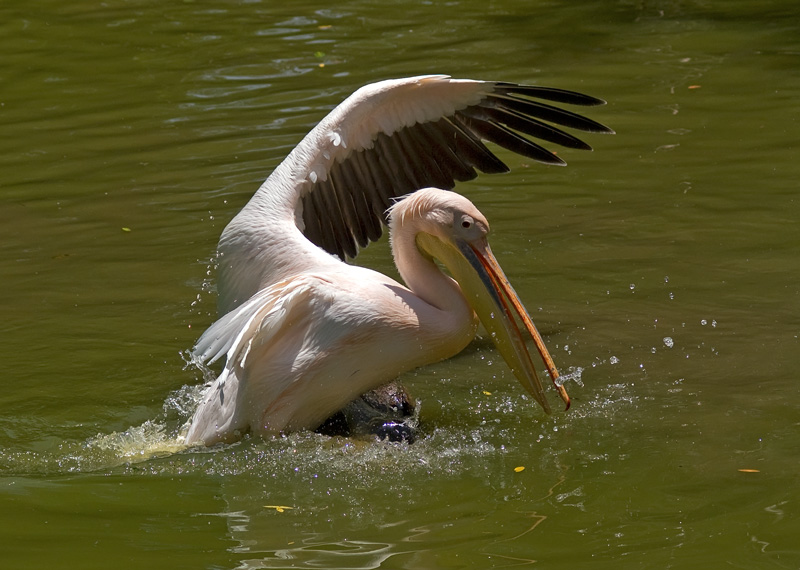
left=2, top=1, right=800, bottom=568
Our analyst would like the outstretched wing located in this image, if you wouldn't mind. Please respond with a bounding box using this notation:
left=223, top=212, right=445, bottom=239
left=280, top=75, right=614, bottom=260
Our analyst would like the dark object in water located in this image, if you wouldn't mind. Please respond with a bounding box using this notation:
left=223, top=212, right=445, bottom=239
left=315, top=381, right=417, bottom=443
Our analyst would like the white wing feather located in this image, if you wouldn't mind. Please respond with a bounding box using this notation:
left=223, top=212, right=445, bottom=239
left=185, top=278, right=316, bottom=445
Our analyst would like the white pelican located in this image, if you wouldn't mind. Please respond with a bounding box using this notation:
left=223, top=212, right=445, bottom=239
left=184, top=75, right=612, bottom=445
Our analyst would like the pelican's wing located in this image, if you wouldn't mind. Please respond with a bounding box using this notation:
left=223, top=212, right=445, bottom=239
left=271, top=75, right=613, bottom=260
left=186, top=277, right=315, bottom=445
left=193, top=278, right=311, bottom=367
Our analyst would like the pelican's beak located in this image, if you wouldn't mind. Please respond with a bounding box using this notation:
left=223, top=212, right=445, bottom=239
left=416, top=233, right=570, bottom=414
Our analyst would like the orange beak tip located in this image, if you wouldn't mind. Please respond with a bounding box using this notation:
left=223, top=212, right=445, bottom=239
left=557, top=385, right=571, bottom=411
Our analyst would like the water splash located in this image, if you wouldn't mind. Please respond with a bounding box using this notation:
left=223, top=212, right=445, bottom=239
left=87, top=420, right=186, bottom=461
left=556, top=366, right=584, bottom=388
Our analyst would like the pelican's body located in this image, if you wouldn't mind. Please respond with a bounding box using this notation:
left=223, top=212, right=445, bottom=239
left=184, top=75, right=611, bottom=445
left=187, top=191, right=479, bottom=443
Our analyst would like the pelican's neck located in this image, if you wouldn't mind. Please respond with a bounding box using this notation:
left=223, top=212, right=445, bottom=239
left=390, top=223, right=470, bottom=316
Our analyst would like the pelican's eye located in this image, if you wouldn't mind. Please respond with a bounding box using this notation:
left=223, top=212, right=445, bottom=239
left=461, top=219, right=472, bottom=229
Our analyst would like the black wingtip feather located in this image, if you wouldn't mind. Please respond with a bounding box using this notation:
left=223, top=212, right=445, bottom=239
left=487, top=94, right=614, bottom=134
left=456, top=111, right=568, bottom=166
left=493, top=82, right=608, bottom=107
left=460, top=105, right=594, bottom=151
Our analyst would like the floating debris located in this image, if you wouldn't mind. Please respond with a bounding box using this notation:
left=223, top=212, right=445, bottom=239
left=264, top=505, right=294, bottom=513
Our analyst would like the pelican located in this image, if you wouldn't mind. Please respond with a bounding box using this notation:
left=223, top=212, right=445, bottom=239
left=184, top=75, right=612, bottom=446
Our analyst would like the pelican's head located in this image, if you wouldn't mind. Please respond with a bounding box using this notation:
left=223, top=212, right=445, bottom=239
left=389, top=187, right=570, bottom=414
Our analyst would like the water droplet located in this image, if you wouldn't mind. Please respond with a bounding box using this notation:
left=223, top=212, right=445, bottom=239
left=629, top=283, right=635, bottom=291
left=610, top=356, right=620, bottom=365
left=663, top=336, right=674, bottom=348
left=701, top=319, right=708, bottom=326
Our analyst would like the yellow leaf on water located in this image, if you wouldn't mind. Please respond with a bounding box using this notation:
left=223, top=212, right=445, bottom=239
left=482, top=390, right=492, bottom=396
left=514, top=466, right=525, bottom=473
left=738, top=469, right=760, bottom=473
left=121, top=227, right=131, bottom=232
left=264, top=505, right=294, bottom=513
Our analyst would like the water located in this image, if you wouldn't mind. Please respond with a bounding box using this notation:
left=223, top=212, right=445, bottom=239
left=2, top=0, right=800, bottom=568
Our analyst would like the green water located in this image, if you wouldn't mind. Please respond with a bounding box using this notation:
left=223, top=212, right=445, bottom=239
left=2, top=0, right=799, bottom=568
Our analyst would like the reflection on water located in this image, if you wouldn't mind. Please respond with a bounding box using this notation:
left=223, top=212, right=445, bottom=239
left=216, top=510, right=554, bottom=568
left=197, top=437, right=573, bottom=569
left=231, top=535, right=402, bottom=569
